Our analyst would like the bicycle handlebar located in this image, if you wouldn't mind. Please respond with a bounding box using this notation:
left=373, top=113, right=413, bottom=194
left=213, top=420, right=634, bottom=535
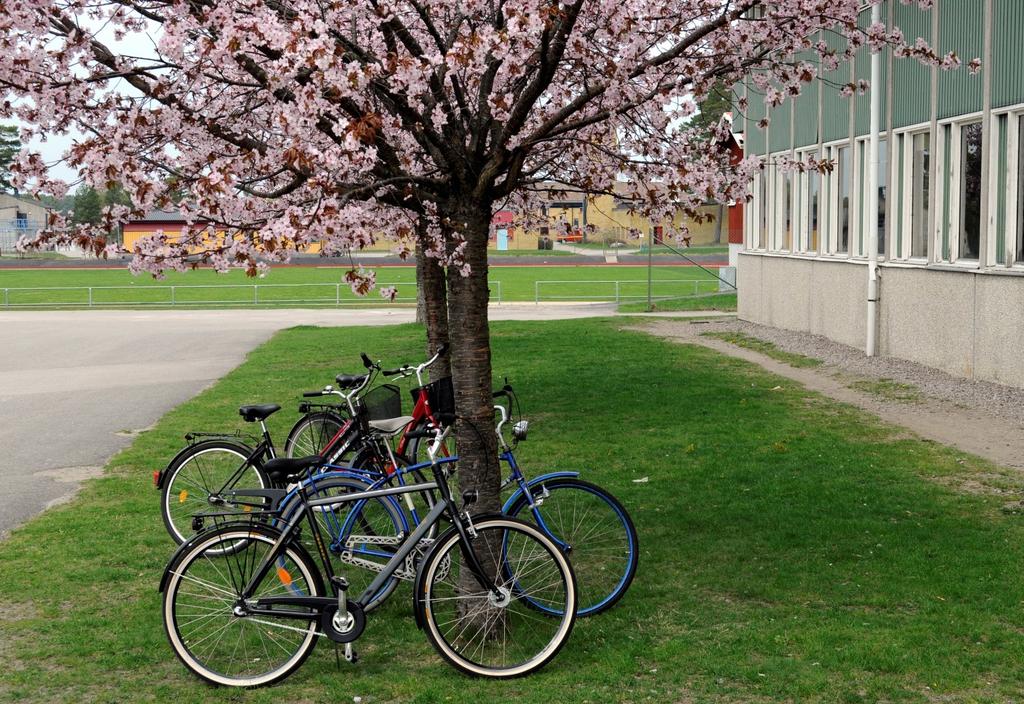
left=302, top=391, right=324, bottom=398
left=360, top=352, right=373, bottom=369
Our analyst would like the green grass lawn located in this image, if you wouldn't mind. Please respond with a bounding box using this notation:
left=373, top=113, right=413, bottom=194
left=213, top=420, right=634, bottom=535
left=0, top=264, right=718, bottom=307
left=618, top=292, right=737, bottom=313
left=4, top=319, right=1024, bottom=703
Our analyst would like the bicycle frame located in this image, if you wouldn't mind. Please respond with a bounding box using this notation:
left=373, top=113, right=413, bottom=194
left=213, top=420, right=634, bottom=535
left=233, top=462, right=497, bottom=616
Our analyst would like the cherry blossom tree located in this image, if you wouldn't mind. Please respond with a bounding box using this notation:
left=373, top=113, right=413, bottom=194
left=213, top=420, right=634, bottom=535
left=1, top=0, right=962, bottom=513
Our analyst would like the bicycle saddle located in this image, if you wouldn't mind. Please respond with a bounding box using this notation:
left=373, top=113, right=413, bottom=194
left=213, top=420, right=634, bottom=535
left=263, top=455, right=323, bottom=483
left=335, top=374, right=368, bottom=389
left=238, top=404, right=281, bottom=422
left=368, top=415, right=414, bottom=436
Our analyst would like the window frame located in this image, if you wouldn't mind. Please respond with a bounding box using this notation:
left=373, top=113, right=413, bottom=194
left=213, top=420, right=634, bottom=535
left=934, top=112, right=985, bottom=267
left=893, top=123, right=933, bottom=263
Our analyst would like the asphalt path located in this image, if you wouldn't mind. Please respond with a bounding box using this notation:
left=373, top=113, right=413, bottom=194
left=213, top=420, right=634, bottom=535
left=0, top=304, right=616, bottom=537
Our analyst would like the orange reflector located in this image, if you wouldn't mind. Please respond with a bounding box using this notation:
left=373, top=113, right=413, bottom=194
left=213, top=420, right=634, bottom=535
left=243, top=505, right=252, bottom=513
left=276, top=567, right=293, bottom=586
left=178, top=490, right=188, bottom=504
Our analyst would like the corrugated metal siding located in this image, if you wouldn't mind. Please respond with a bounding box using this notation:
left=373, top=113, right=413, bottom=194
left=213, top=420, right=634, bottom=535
left=892, top=2, right=932, bottom=128
left=793, top=52, right=820, bottom=149
left=854, top=9, right=889, bottom=137
left=769, top=99, right=792, bottom=152
left=992, top=0, right=1024, bottom=109
left=745, top=78, right=767, bottom=155
left=822, top=32, right=851, bottom=142
left=937, top=0, right=983, bottom=119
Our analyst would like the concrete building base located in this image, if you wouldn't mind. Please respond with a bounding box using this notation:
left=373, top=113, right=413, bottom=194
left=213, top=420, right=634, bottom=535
left=737, top=252, right=1024, bottom=388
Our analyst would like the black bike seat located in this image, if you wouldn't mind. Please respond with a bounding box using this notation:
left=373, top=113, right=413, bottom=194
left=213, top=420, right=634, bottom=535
left=263, top=455, right=324, bottom=484
left=335, top=374, right=367, bottom=389
left=238, top=404, right=281, bottom=422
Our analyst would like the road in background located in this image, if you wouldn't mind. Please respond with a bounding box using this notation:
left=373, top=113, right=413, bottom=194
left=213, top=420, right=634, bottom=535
left=0, top=304, right=615, bottom=536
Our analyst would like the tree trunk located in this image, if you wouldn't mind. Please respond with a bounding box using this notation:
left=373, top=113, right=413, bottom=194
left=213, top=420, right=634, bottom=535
left=415, top=246, right=427, bottom=325
left=417, top=234, right=451, bottom=382
left=714, top=202, right=725, bottom=245
left=442, top=201, right=500, bottom=516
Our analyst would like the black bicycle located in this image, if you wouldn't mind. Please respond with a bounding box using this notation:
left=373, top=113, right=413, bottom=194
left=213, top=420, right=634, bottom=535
left=159, top=425, right=577, bottom=685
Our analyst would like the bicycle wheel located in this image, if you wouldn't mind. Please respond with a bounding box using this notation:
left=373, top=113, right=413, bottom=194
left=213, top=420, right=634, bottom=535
left=161, top=440, right=267, bottom=546
left=506, top=478, right=638, bottom=616
left=284, top=410, right=347, bottom=459
left=417, top=517, right=576, bottom=678
left=162, top=524, right=324, bottom=687
left=278, top=475, right=406, bottom=612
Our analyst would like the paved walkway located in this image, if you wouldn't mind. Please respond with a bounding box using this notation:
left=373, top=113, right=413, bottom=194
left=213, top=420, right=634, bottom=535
left=638, top=318, right=1024, bottom=475
left=0, top=303, right=619, bottom=537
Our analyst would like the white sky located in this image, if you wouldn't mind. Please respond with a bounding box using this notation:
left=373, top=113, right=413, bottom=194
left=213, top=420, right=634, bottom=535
left=11, top=19, right=159, bottom=186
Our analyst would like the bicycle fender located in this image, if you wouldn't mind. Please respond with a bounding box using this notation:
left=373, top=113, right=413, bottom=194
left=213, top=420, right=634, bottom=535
left=501, top=472, right=581, bottom=514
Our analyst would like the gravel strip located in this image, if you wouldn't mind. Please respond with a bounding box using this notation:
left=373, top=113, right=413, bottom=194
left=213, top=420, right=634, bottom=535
left=696, top=317, right=1024, bottom=425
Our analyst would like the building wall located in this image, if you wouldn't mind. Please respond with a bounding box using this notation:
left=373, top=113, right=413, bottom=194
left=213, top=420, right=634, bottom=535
left=738, top=0, right=1024, bottom=388
left=742, top=252, right=1024, bottom=387
left=0, top=194, right=49, bottom=223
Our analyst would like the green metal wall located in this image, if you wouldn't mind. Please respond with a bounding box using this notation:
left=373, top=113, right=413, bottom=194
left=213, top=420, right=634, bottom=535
left=769, top=99, right=792, bottom=152
left=745, top=82, right=766, bottom=155
left=822, top=32, right=850, bottom=143
left=892, top=2, right=932, bottom=128
left=937, top=0, right=984, bottom=119
left=992, top=0, right=1024, bottom=109
left=793, top=51, right=820, bottom=149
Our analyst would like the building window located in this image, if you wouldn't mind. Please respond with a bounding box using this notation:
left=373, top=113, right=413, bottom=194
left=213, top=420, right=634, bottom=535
left=838, top=145, right=851, bottom=254
left=911, top=131, right=930, bottom=259
left=783, top=170, right=793, bottom=251
left=959, top=121, right=983, bottom=261
left=877, top=138, right=887, bottom=257
left=759, top=168, right=768, bottom=249
left=808, top=166, right=819, bottom=253
left=1017, top=116, right=1024, bottom=264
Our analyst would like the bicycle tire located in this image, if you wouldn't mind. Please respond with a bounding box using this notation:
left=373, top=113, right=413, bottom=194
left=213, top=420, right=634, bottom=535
left=160, top=439, right=268, bottom=547
left=284, top=410, right=347, bottom=459
left=505, top=478, right=638, bottom=616
left=162, top=523, right=324, bottom=687
left=416, top=516, right=577, bottom=678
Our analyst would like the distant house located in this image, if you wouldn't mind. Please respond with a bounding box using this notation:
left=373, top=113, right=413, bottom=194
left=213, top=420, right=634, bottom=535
left=0, top=193, right=51, bottom=252
left=120, top=209, right=325, bottom=254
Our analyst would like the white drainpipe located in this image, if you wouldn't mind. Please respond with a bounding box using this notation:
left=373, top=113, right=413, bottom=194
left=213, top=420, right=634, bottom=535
left=866, top=1, right=882, bottom=357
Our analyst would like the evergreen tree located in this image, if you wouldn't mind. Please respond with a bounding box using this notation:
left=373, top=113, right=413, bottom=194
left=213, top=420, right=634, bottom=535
left=71, top=185, right=103, bottom=225
left=0, top=125, right=20, bottom=193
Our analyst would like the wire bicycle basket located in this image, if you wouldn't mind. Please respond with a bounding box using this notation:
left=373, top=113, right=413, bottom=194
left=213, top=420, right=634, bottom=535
left=411, top=376, right=455, bottom=416
left=358, top=383, right=403, bottom=421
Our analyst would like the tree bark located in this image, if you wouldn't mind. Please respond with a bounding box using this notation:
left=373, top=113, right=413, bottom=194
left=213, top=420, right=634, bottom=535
left=418, top=238, right=451, bottom=381
left=714, top=202, right=725, bottom=245
left=442, top=201, right=500, bottom=516
left=415, top=245, right=427, bottom=324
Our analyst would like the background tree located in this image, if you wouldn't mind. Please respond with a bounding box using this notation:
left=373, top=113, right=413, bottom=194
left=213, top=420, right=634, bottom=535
left=71, top=185, right=103, bottom=225
left=0, top=125, right=20, bottom=194
left=2, top=0, right=964, bottom=517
